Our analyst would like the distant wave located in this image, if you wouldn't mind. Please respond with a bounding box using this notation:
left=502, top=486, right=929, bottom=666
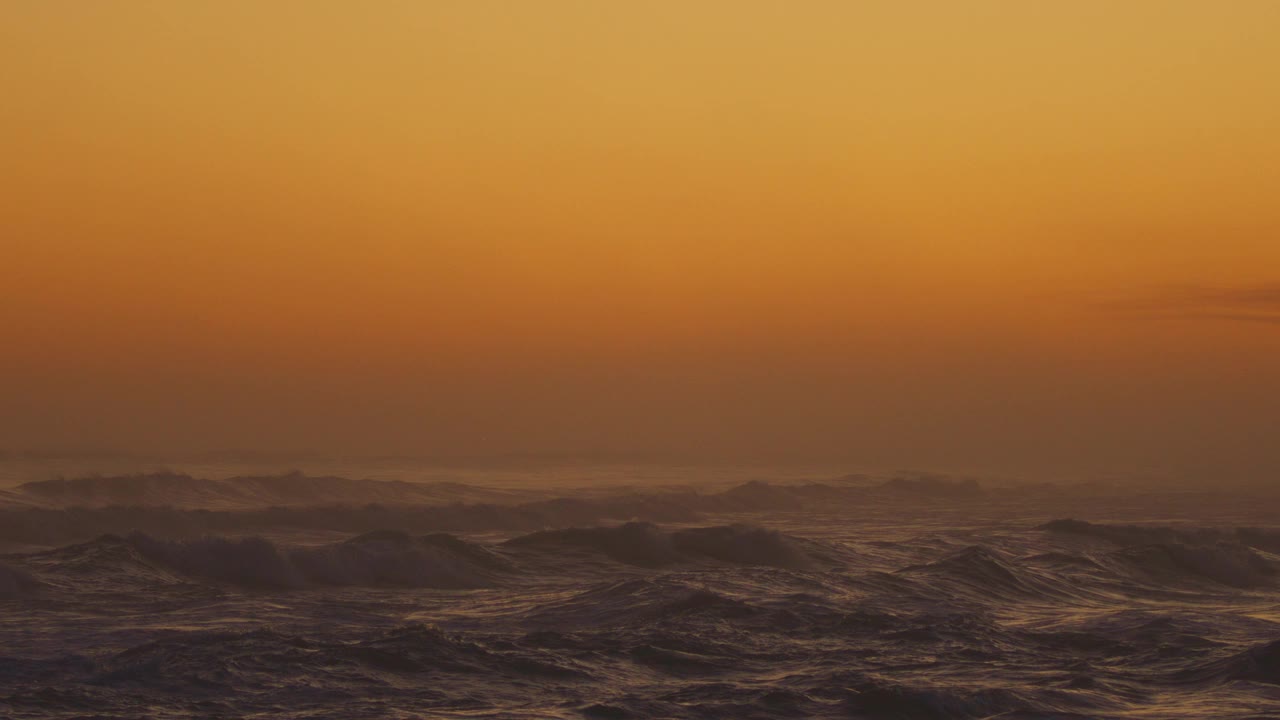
left=523, top=577, right=758, bottom=629
left=128, top=534, right=308, bottom=588
left=0, top=472, right=998, bottom=547
left=899, top=545, right=1076, bottom=599
left=15, top=531, right=512, bottom=591
left=504, top=522, right=832, bottom=570
left=1176, top=638, right=1280, bottom=686
left=1042, top=518, right=1280, bottom=553
left=4, top=523, right=836, bottom=593
left=0, top=561, right=42, bottom=598
left=291, top=531, right=514, bottom=588
left=6, top=509, right=1280, bottom=719
left=14, top=519, right=1280, bottom=599
left=504, top=522, right=681, bottom=567
left=91, top=623, right=586, bottom=694
left=836, top=676, right=1038, bottom=720
left=0, top=497, right=702, bottom=547
left=1108, top=542, right=1277, bottom=589
left=1041, top=519, right=1280, bottom=588
left=9, top=471, right=537, bottom=510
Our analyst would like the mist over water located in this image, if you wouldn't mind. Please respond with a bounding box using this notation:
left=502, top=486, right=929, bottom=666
left=2, top=462, right=1279, bottom=718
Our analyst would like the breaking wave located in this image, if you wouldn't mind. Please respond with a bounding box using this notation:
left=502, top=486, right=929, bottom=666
left=1042, top=519, right=1280, bottom=588
left=1042, top=518, right=1280, bottom=554
left=0, top=561, right=42, bottom=599
left=1176, top=638, right=1280, bottom=686
left=503, top=522, right=682, bottom=567
left=22, top=532, right=511, bottom=590
left=1108, top=542, right=1278, bottom=588
left=6, top=523, right=836, bottom=593
left=291, top=531, right=513, bottom=588
left=0, top=473, right=996, bottom=547
left=899, top=545, right=1081, bottom=601
left=523, top=577, right=757, bottom=629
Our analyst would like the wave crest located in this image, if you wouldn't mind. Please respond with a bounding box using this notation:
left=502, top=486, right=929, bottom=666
left=0, top=561, right=42, bottom=598
left=505, top=523, right=831, bottom=570
left=78, top=532, right=511, bottom=589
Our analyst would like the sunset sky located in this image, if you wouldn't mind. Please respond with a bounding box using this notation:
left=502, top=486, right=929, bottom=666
left=3, top=2, right=1279, bottom=478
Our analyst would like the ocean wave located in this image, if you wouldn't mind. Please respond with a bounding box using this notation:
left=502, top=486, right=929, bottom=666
left=128, top=534, right=307, bottom=589
left=1040, top=519, right=1280, bottom=588
left=0, top=473, right=999, bottom=547
left=523, top=577, right=756, bottom=629
left=0, top=560, right=42, bottom=598
left=503, top=522, right=682, bottom=567
left=1107, top=542, right=1278, bottom=588
left=3, top=523, right=835, bottom=595
left=1170, top=638, right=1280, bottom=687
left=1041, top=518, right=1280, bottom=554
left=670, top=524, right=830, bottom=569
left=9, top=471, right=537, bottom=510
left=505, top=522, right=833, bottom=570
left=898, top=545, right=1074, bottom=600
left=18, top=532, right=512, bottom=591
left=838, top=677, right=1035, bottom=719
left=5, top=509, right=1280, bottom=719
left=93, top=623, right=586, bottom=693
left=291, top=530, right=512, bottom=588
left=0, top=494, right=703, bottom=546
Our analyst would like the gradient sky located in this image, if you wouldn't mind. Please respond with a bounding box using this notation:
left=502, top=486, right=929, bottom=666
left=3, top=2, right=1279, bottom=478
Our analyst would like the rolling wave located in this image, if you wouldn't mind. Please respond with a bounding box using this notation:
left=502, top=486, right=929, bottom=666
left=11, top=531, right=510, bottom=591
left=504, top=522, right=830, bottom=570
left=0, top=561, right=41, bottom=598
left=3, top=490, right=1280, bottom=718
left=1042, top=519, right=1280, bottom=588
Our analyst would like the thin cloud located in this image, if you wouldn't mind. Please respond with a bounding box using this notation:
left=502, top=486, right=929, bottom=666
left=1193, top=311, right=1280, bottom=325
left=1112, top=282, right=1280, bottom=325
left=1170, top=283, right=1280, bottom=309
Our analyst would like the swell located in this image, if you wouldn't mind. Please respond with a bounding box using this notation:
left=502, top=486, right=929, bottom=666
left=503, top=522, right=832, bottom=570
left=0, top=560, right=42, bottom=598
left=5, top=523, right=836, bottom=591
left=6, top=515, right=1280, bottom=719
left=1173, top=638, right=1280, bottom=686
left=2, top=610, right=1161, bottom=719
left=0, top=474, right=992, bottom=547
left=0, top=500, right=702, bottom=547
left=1042, top=519, right=1280, bottom=588
left=894, top=545, right=1098, bottom=604
left=14, top=519, right=1277, bottom=599
left=9, top=471, right=536, bottom=510
left=12, top=531, right=511, bottom=590
left=1042, top=518, right=1280, bottom=554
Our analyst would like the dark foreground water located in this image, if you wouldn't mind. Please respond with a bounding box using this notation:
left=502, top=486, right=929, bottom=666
left=2, top=479, right=1279, bottom=718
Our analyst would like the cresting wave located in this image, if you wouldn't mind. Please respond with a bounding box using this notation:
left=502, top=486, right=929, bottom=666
left=2, top=523, right=837, bottom=592
left=1041, top=518, right=1280, bottom=588
left=5, top=518, right=1279, bottom=599
left=0, top=561, right=41, bottom=599
left=504, top=522, right=834, bottom=570
left=0, top=472, right=996, bottom=547
left=1171, top=638, right=1280, bottom=687
left=8, top=531, right=509, bottom=590
left=1041, top=518, right=1280, bottom=553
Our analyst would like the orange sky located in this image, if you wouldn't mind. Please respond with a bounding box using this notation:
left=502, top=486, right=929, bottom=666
left=2, top=2, right=1279, bottom=477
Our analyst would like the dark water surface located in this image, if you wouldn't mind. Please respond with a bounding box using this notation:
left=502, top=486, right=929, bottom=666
left=2, top=478, right=1279, bottom=718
